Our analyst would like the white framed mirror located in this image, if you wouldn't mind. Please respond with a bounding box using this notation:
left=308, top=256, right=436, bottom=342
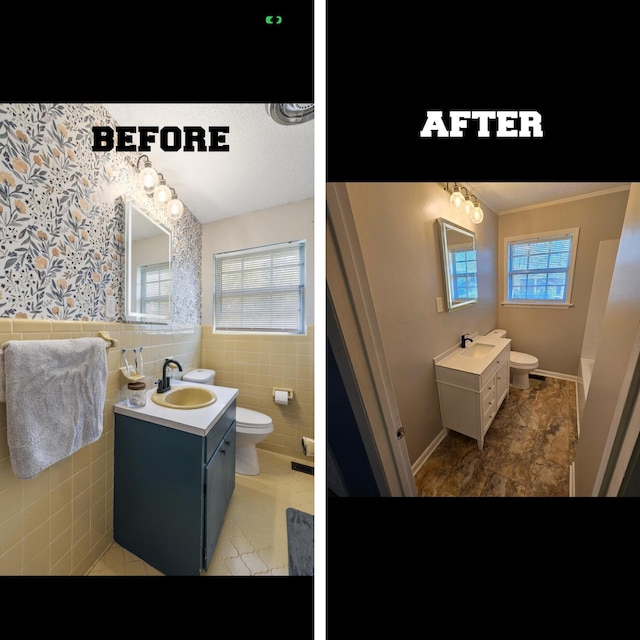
left=437, top=217, right=478, bottom=311
left=124, top=198, right=172, bottom=322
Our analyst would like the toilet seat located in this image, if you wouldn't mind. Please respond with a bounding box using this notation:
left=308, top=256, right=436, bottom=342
left=236, top=407, right=273, bottom=430
left=510, top=351, right=538, bottom=366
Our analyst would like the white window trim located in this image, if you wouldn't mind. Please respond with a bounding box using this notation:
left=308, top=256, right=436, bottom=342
left=502, top=227, right=579, bottom=308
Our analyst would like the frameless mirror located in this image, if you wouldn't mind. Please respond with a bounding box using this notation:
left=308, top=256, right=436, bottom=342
left=437, top=218, right=478, bottom=311
left=125, top=198, right=172, bottom=322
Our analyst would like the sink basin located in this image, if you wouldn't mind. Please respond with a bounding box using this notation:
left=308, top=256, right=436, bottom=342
left=152, top=386, right=217, bottom=410
left=459, top=343, right=495, bottom=359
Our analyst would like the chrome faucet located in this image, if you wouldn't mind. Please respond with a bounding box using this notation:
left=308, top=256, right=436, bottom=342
left=156, top=358, right=183, bottom=393
left=461, top=334, right=474, bottom=348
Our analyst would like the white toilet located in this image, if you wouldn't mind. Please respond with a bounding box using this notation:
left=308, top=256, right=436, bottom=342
left=486, top=329, right=539, bottom=390
left=181, top=369, right=274, bottom=476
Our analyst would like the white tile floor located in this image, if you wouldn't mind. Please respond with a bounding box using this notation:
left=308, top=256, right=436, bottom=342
left=87, top=449, right=314, bottom=576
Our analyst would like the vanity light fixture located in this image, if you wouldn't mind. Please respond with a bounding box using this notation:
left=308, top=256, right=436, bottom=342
left=445, top=182, right=484, bottom=224
left=167, top=188, right=184, bottom=220
left=132, top=156, right=186, bottom=220
left=153, top=173, right=172, bottom=209
left=470, top=196, right=484, bottom=224
left=136, top=154, right=159, bottom=195
left=449, top=183, right=465, bottom=209
left=463, top=193, right=474, bottom=216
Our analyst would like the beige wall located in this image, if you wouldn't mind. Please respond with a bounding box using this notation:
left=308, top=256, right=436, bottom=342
left=497, top=190, right=628, bottom=376
left=575, top=183, right=640, bottom=495
left=200, top=198, right=315, bottom=326
left=198, top=198, right=315, bottom=461
left=0, top=319, right=201, bottom=576
left=202, top=327, right=314, bottom=460
left=344, top=183, right=499, bottom=465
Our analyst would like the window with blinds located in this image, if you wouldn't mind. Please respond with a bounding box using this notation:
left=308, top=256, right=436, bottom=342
left=139, top=262, right=172, bottom=318
left=505, top=228, right=579, bottom=305
left=213, top=240, right=306, bottom=333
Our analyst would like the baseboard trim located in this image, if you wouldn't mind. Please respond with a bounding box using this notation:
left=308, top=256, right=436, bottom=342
left=412, top=429, right=447, bottom=476
left=534, top=369, right=579, bottom=383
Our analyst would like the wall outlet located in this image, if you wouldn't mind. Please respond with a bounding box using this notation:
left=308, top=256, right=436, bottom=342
left=436, top=297, right=444, bottom=313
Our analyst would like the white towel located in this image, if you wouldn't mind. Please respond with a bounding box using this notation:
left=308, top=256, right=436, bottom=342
left=3, top=337, right=107, bottom=480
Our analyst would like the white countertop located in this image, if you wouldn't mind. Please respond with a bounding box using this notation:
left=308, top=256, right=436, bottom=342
left=114, top=380, right=239, bottom=436
left=434, top=334, right=511, bottom=375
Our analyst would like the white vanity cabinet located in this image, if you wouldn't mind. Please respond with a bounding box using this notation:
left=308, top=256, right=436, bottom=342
left=435, top=341, right=510, bottom=450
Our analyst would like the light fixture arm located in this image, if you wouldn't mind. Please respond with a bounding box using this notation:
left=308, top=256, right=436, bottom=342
left=136, top=154, right=151, bottom=171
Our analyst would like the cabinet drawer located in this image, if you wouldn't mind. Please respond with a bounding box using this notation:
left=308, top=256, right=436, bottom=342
left=482, top=385, right=497, bottom=417
left=481, top=376, right=497, bottom=401
left=479, top=362, right=498, bottom=390
left=493, top=346, right=509, bottom=370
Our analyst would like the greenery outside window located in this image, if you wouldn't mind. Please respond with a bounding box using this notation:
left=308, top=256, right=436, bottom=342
left=504, top=228, right=579, bottom=307
left=214, top=240, right=306, bottom=333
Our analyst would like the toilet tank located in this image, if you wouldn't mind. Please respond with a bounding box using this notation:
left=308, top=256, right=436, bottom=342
left=182, top=368, right=215, bottom=385
left=486, top=329, right=507, bottom=339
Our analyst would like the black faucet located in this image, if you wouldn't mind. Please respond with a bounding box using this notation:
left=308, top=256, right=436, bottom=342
left=461, top=334, right=474, bottom=348
left=156, top=358, right=183, bottom=393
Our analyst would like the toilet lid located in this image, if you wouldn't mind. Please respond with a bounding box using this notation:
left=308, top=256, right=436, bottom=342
left=182, top=368, right=215, bottom=383
left=236, top=407, right=273, bottom=428
left=510, top=351, right=538, bottom=366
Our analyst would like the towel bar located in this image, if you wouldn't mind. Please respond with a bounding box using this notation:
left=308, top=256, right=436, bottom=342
left=98, top=331, right=119, bottom=349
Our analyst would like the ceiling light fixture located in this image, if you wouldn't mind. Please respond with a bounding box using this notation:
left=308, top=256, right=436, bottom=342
left=445, top=183, right=484, bottom=224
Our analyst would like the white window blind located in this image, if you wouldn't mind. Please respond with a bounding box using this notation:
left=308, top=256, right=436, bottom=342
left=214, top=240, right=306, bottom=333
left=505, top=228, right=579, bottom=305
left=140, top=262, right=171, bottom=318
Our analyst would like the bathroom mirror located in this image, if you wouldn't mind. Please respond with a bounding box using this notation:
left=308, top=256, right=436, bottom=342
left=437, top=217, right=478, bottom=311
left=125, top=198, right=172, bottom=322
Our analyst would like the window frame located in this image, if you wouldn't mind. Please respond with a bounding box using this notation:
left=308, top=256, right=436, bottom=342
left=503, top=227, right=580, bottom=308
left=138, top=261, right=172, bottom=319
left=213, top=239, right=306, bottom=334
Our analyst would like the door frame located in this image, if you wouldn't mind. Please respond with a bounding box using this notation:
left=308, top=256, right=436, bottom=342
left=326, top=182, right=416, bottom=496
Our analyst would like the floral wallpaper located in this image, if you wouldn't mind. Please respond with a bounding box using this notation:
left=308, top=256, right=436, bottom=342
left=0, top=103, right=201, bottom=324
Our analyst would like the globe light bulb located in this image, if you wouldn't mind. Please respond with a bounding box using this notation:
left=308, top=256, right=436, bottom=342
left=449, top=186, right=464, bottom=209
left=463, top=196, right=474, bottom=216
left=471, top=204, right=484, bottom=224
left=138, top=160, right=159, bottom=195
left=154, top=180, right=172, bottom=209
left=168, top=195, right=184, bottom=220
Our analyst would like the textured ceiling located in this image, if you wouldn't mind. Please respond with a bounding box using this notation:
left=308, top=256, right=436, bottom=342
left=103, top=103, right=314, bottom=225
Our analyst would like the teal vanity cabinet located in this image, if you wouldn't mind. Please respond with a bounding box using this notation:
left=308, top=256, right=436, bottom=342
left=113, top=389, right=237, bottom=576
